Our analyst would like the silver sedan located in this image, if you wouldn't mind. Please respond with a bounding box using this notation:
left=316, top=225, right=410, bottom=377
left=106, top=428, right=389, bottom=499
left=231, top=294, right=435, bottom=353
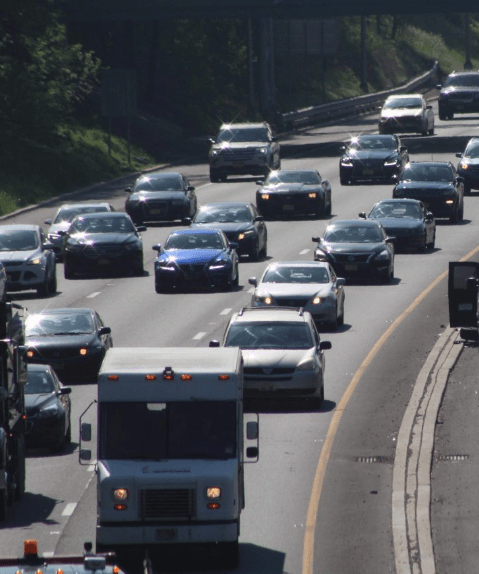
left=249, top=261, right=345, bottom=330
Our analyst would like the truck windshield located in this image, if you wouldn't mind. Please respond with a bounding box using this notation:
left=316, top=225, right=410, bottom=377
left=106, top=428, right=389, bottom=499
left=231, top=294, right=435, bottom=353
left=99, top=401, right=237, bottom=460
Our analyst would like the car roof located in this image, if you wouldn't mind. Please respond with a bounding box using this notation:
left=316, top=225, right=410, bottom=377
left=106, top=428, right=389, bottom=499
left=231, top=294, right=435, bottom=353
left=219, top=122, right=269, bottom=129
left=58, top=202, right=112, bottom=210
left=230, top=307, right=310, bottom=324
left=375, top=198, right=422, bottom=204
left=27, top=363, right=54, bottom=372
left=406, top=161, right=452, bottom=167
left=386, top=93, right=422, bottom=99
left=266, top=261, right=331, bottom=268
left=0, top=224, right=39, bottom=231
left=71, top=212, right=129, bottom=220
left=350, top=134, right=396, bottom=141
left=327, top=219, right=382, bottom=228
left=28, top=308, right=94, bottom=317
left=198, top=202, right=253, bottom=209
left=135, top=171, right=182, bottom=180
left=447, top=71, right=479, bottom=77
left=168, top=228, right=223, bottom=236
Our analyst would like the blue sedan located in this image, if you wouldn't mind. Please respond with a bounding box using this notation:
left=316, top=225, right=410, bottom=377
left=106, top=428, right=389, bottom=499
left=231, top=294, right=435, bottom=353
left=152, top=228, right=239, bottom=292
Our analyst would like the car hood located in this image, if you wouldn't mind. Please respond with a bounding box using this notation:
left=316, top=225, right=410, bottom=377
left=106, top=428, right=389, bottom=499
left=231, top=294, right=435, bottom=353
left=371, top=217, right=424, bottom=231
left=128, top=191, right=187, bottom=202
left=212, top=142, right=267, bottom=151
left=242, top=348, right=312, bottom=367
left=25, top=393, right=57, bottom=413
left=26, top=333, right=98, bottom=349
left=381, top=108, right=422, bottom=118
left=345, top=150, right=397, bottom=161
left=256, top=283, right=332, bottom=298
left=0, top=249, right=41, bottom=262
left=67, top=232, right=139, bottom=245
left=395, top=181, right=454, bottom=192
left=260, top=183, right=322, bottom=193
left=321, top=242, right=386, bottom=254
left=48, top=222, right=70, bottom=235
left=442, top=86, right=479, bottom=95
left=191, top=222, right=252, bottom=233
left=160, top=249, right=225, bottom=264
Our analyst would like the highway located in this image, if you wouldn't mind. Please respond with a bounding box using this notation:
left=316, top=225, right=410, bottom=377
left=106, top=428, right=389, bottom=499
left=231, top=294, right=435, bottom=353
left=0, top=99, right=477, bottom=573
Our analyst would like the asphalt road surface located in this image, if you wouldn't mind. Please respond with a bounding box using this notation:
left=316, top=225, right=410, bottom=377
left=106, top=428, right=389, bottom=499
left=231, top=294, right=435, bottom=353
left=1, top=99, right=478, bottom=574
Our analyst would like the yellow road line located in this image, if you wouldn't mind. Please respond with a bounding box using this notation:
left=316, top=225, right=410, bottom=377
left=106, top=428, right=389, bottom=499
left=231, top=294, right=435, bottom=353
left=302, top=244, right=479, bottom=574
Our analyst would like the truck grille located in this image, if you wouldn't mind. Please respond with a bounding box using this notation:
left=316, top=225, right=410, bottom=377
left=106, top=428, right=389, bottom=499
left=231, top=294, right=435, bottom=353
left=139, top=488, right=196, bottom=520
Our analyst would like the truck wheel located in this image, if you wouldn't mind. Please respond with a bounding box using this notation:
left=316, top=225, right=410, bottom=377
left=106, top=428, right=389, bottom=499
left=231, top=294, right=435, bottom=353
left=0, top=488, right=7, bottom=522
left=14, top=437, right=25, bottom=501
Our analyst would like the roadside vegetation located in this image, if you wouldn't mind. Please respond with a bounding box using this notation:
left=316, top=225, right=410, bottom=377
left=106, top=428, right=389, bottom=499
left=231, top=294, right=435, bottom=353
left=0, top=5, right=478, bottom=216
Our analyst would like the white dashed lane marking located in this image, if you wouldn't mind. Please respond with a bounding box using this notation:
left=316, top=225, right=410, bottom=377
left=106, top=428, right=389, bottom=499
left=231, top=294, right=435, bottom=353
left=220, top=308, right=232, bottom=315
left=86, top=292, right=101, bottom=299
left=193, top=332, right=206, bottom=340
left=299, top=249, right=310, bottom=255
left=62, top=502, right=77, bottom=516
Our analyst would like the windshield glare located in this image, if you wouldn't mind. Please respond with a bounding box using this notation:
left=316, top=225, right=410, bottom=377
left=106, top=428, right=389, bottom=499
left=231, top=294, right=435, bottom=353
left=54, top=206, right=109, bottom=224
left=370, top=202, right=422, bottom=219
left=265, top=171, right=320, bottom=185
left=324, top=226, right=382, bottom=243
left=134, top=175, right=184, bottom=192
left=70, top=217, right=134, bottom=234
left=99, top=401, right=237, bottom=460
left=225, top=322, right=313, bottom=349
left=384, top=97, right=422, bottom=109
left=445, top=75, right=479, bottom=87
left=26, top=371, right=55, bottom=394
left=195, top=207, right=251, bottom=223
left=26, top=313, right=94, bottom=336
left=217, top=128, right=269, bottom=143
left=166, top=233, right=224, bottom=250
left=263, top=266, right=329, bottom=284
left=348, top=138, right=395, bottom=151
left=0, top=230, right=39, bottom=251
left=401, top=165, right=453, bottom=182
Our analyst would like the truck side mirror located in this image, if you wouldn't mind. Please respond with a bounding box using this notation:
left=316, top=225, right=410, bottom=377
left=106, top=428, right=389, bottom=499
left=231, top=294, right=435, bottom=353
left=81, top=422, right=92, bottom=442
left=80, top=449, right=92, bottom=461
left=246, top=420, right=258, bottom=440
left=246, top=446, right=259, bottom=458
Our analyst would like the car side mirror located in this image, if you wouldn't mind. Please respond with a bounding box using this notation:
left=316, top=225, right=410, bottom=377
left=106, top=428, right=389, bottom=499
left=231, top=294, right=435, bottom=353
left=339, top=145, right=346, bottom=153
left=44, top=219, right=52, bottom=225
left=125, top=186, right=132, bottom=193
left=336, top=277, right=346, bottom=287
left=456, top=152, right=463, bottom=158
left=99, top=326, right=111, bottom=336
left=436, top=84, right=442, bottom=89
left=60, top=386, right=72, bottom=395
left=386, top=236, right=397, bottom=244
left=248, top=277, right=258, bottom=287
left=229, top=242, right=239, bottom=250
left=136, top=225, right=147, bottom=232
left=358, top=212, right=367, bottom=219
left=319, top=341, right=332, bottom=351
left=152, top=244, right=162, bottom=252
left=427, top=105, right=433, bottom=110
left=256, top=180, right=265, bottom=185
left=187, top=186, right=195, bottom=191
left=209, top=340, right=220, bottom=348
left=81, top=422, right=92, bottom=442
left=182, top=218, right=192, bottom=226
left=425, top=213, right=434, bottom=221
left=43, top=242, right=55, bottom=250
left=312, top=236, right=320, bottom=243
left=254, top=216, right=264, bottom=222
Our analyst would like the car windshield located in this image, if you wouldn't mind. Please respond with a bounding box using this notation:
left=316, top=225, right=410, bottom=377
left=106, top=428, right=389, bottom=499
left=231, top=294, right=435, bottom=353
left=324, top=226, right=383, bottom=243
left=445, top=74, right=479, bottom=87
left=348, top=138, right=395, bottom=151
left=217, top=127, right=269, bottom=143
left=53, top=206, right=109, bottom=224
left=464, top=141, right=479, bottom=158
left=0, top=230, right=39, bottom=251
left=133, top=175, right=184, bottom=191
left=194, top=206, right=252, bottom=224
left=263, top=266, right=329, bottom=284
left=166, top=233, right=224, bottom=250
left=265, top=171, right=320, bottom=185
left=26, top=371, right=55, bottom=394
left=224, top=321, right=313, bottom=349
left=369, top=202, right=422, bottom=219
left=384, top=97, right=423, bottom=109
left=26, top=313, right=94, bottom=336
left=401, top=165, right=453, bottom=182
left=70, top=217, right=135, bottom=234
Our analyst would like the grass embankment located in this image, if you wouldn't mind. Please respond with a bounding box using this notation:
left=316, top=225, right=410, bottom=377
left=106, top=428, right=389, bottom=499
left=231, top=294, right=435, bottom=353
left=2, top=14, right=478, bottom=216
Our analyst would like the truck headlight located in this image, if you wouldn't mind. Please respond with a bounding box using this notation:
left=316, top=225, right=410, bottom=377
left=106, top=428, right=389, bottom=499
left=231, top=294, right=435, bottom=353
left=113, top=488, right=129, bottom=501
left=206, top=487, right=222, bottom=498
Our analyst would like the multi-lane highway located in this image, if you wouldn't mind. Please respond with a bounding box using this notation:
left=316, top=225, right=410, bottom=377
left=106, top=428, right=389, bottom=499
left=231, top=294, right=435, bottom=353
left=0, top=97, right=477, bottom=573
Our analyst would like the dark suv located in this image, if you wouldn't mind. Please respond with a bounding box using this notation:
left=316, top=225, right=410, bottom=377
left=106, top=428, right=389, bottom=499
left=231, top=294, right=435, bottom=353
left=392, top=161, right=464, bottom=223
left=456, top=137, right=479, bottom=195
left=437, top=71, right=479, bottom=120
left=208, top=122, right=281, bottom=182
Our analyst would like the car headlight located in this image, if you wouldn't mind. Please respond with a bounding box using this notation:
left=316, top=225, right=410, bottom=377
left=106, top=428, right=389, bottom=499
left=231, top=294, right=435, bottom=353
left=384, top=158, right=399, bottom=166
left=308, top=193, right=318, bottom=199
left=312, top=296, right=322, bottom=305
left=341, top=158, right=353, bottom=166
left=209, top=260, right=227, bottom=270
left=257, top=147, right=268, bottom=154
left=375, top=249, right=390, bottom=261
left=259, top=193, right=270, bottom=200
left=26, top=258, right=42, bottom=265
left=254, top=295, right=273, bottom=305
left=37, top=404, right=60, bottom=418
left=314, top=250, right=328, bottom=262
left=459, top=162, right=469, bottom=170
left=157, top=260, right=176, bottom=270
left=297, top=357, right=317, bottom=371
left=238, top=230, right=254, bottom=240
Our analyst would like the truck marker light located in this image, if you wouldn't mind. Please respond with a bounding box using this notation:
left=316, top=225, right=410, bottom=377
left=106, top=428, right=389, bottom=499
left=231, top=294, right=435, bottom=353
left=218, top=375, right=230, bottom=381
left=145, top=375, right=157, bottom=381
left=56, top=570, right=64, bottom=574
left=163, top=367, right=174, bottom=380
left=206, top=487, right=221, bottom=498
left=24, top=539, right=38, bottom=557
left=114, top=504, right=127, bottom=511
left=207, top=503, right=221, bottom=510
left=26, top=349, right=35, bottom=358
left=113, top=567, right=121, bottom=574
left=79, top=348, right=88, bottom=356
left=107, top=375, right=119, bottom=381
left=181, top=374, right=192, bottom=381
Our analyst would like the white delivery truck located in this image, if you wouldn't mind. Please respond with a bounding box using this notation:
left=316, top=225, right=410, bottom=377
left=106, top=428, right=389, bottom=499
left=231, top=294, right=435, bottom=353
left=79, top=347, right=258, bottom=569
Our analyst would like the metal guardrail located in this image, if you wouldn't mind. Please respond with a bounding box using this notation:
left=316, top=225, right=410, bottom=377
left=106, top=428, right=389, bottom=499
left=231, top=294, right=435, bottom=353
left=279, top=61, right=440, bottom=131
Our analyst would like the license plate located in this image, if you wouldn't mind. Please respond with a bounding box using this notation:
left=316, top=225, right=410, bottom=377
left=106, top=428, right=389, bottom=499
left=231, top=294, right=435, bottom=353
left=345, top=264, right=358, bottom=271
left=156, top=528, right=177, bottom=541
left=98, top=258, right=110, bottom=265
left=233, top=162, right=244, bottom=168
left=363, top=169, right=374, bottom=175
left=149, top=208, right=164, bottom=215
left=283, top=204, right=295, bottom=211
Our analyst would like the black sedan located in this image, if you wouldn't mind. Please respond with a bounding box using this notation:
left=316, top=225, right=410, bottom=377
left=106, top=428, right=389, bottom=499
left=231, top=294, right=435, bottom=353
left=339, top=134, right=409, bottom=185
left=256, top=169, right=332, bottom=219
left=456, top=137, right=479, bottom=195
left=125, top=171, right=197, bottom=225
left=62, top=212, right=145, bottom=278
left=26, top=364, right=72, bottom=452
left=392, top=161, right=464, bottom=223
left=25, top=308, right=113, bottom=381
left=312, top=219, right=395, bottom=283
left=188, top=202, right=267, bottom=260
left=152, top=228, right=239, bottom=292
left=359, top=199, right=435, bottom=251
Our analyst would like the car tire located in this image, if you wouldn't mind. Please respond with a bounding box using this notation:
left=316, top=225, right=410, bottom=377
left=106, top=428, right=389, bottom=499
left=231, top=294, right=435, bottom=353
left=340, top=175, right=350, bottom=186
left=64, top=261, right=75, bottom=280
left=155, top=281, right=162, bottom=294
left=250, top=240, right=261, bottom=262
left=429, top=125, right=435, bottom=135
left=450, top=207, right=460, bottom=224
left=439, top=109, right=446, bottom=121
left=427, top=231, right=436, bottom=250
left=48, top=268, right=57, bottom=293
left=464, top=182, right=472, bottom=196
left=260, top=236, right=268, bottom=259
left=65, top=416, right=72, bottom=445
left=37, top=276, right=50, bottom=297
left=0, top=488, right=7, bottom=522
left=209, top=169, right=221, bottom=183
left=326, top=197, right=332, bottom=217
left=233, top=264, right=239, bottom=287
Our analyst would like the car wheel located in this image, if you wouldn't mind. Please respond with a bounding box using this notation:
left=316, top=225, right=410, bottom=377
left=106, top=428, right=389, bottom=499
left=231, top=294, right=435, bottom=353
left=48, top=268, right=57, bottom=293
left=155, top=281, right=162, bottom=294
left=439, top=109, right=446, bottom=121
left=209, top=168, right=221, bottom=183
left=464, top=182, right=472, bottom=196
left=233, top=264, right=239, bottom=287
left=326, top=197, right=332, bottom=217
left=64, top=261, right=75, bottom=279
left=427, top=230, right=436, bottom=250
left=458, top=202, right=464, bottom=222
left=250, top=240, right=261, bottom=261
left=53, top=430, right=66, bottom=453
left=37, top=276, right=50, bottom=297
left=260, top=236, right=268, bottom=259
left=448, top=111, right=454, bottom=120
left=340, top=175, right=350, bottom=186
left=429, top=125, right=435, bottom=135
left=65, top=416, right=72, bottom=445
left=337, top=304, right=344, bottom=327
left=450, top=208, right=460, bottom=224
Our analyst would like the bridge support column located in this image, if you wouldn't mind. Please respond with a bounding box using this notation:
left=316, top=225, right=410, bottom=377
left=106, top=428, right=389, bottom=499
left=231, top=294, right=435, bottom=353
left=259, top=17, right=276, bottom=119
